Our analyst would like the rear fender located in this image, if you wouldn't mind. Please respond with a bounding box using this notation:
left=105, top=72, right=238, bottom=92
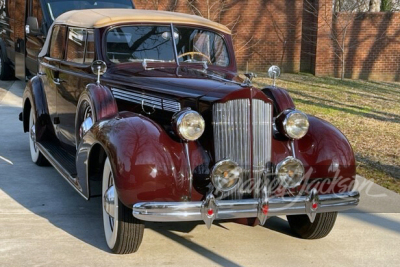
left=22, top=76, right=51, bottom=141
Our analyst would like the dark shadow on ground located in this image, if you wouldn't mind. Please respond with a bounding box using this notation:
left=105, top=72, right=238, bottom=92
left=343, top=208, right=400, bottom=235
left=263, top=216, right=296, bottom=238
left=293, top=97, right=400, bottom=124
left=147, top=221, right=244, bottom=267
left=288, top=90, right=400, bottom=122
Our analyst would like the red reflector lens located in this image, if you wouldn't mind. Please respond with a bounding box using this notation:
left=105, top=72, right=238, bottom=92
left=262, top=204, right=269, bottom=215
left=312, top=203, right=318, bottom=210
left=207, top=208, right=214, bottom=216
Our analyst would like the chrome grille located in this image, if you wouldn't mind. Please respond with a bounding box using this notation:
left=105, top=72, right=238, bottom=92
left=252, top=99, right=272, bottom=197
left=213, top=99, right=272, bottom=197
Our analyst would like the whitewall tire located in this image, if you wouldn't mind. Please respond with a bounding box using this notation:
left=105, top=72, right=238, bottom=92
left=29, top=108, right=47, bottom=166
left=102, top=157, right=144, bottom=254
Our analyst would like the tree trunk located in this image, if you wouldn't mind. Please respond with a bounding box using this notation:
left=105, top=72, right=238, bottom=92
left=334, top=0, right=341, bottom=12
left=369, top=0, right=381, bottom=12
left=341, top=26, right=347, bottom=81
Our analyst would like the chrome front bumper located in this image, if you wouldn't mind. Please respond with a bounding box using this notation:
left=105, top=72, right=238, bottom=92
left=132, top=190, right=360, bottom=228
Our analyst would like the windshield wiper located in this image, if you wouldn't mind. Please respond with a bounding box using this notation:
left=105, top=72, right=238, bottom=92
left=181, top=66, right=247, bottom=87
left=182, top=60, right=208, bottom=73
left=135, top=58, right=171, bottom=70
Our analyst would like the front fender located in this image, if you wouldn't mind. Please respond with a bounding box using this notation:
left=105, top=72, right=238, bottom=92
left=272, top=116, right=356, bottom=193
left=262, top=86, right=295, bottom=116
left=78, top=111, right=204, bottom=206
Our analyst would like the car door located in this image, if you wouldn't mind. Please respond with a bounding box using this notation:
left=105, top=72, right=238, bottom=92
left=25, top=0, right=46, bottom=76
left=57, top=27, right=95, bottom=149
left=39, top=25, right=67, bottom=132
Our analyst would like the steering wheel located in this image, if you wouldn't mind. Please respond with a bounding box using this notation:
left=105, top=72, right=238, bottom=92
left=178, top=51, right=212, bottom=64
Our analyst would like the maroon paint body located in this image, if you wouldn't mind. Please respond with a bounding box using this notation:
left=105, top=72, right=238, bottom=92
left=79, top=81, right=355, bottom=206
left=24, top=19, right=356, bottom=206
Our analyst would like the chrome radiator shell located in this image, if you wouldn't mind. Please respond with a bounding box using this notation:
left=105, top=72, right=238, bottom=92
left=212, top=98, right=272, bottom=197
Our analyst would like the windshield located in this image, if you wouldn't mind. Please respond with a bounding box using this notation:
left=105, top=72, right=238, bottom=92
left=44, top=0, right=134, bottom=21
left=106, top=25, right=230, bottom=67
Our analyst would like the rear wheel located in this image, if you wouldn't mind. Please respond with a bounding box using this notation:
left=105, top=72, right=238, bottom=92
left=29, top=107, right=48, bottom=166
left=102, top=157, right=144, bottom=254
left=287, top=212, right=337, bottom=239
left=0, top=47, right=14, bottom=80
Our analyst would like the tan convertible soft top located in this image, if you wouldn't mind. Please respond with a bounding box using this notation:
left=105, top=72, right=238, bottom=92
left=55, top=9, right=231, bottom=34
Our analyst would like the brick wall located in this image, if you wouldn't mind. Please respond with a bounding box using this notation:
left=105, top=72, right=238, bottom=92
left=135, top=0, right=400, bottom=81
left=301, top=0, right=400, bottom=81
left=135, top=0, right=304, bottom=73
left=333, top=12, right=400, bottom=81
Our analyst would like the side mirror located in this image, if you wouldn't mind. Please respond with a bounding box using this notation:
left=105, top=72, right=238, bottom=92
left=91, top=60, right=107, bottom=84
left=26, top=17, right=41, bottom=36
left=268, top=65, right=281, bottom=87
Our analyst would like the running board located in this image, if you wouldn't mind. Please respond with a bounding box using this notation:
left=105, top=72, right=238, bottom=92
left=36, top=142, right=88, bottom=200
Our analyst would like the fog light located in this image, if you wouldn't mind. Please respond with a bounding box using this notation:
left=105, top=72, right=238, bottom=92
left=211, top=160, right=242, bottom=192
left=275, top=157, right=304, bottom=188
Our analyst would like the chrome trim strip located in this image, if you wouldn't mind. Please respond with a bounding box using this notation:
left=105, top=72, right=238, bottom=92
left=170, top=23, right=180, bottom=66
left=291, top=141, right=296, bottom=158
left=132, top=191, right=360, bottom=222
left=184, top=142, right=193, bottom=200
left=111, top=88, right=181, bottom=112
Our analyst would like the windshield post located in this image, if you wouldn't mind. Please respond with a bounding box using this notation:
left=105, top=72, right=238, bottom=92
left=170, top=23, right=179, bottom=67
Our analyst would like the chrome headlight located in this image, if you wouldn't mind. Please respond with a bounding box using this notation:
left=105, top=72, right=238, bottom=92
left=173, top=110, right=205, bottom=141
left=282, top=110, right=309, bottom=139
left=211, top=160, right=242, bottom=192
left=275, top=157, right=304, bottom=188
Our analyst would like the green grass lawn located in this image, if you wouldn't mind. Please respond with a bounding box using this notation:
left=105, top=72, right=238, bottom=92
left=251, top=73, right=400, bottom=194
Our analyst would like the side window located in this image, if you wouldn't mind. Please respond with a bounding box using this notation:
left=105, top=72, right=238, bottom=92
left=66, top=28, right=87, bottom=64
left=84, top=30, right=95, bottom=64
left=50, top=25, right=67, bottom=59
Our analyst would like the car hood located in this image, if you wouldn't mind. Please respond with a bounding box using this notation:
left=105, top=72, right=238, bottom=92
left=104, top=66, right=248, bottom=103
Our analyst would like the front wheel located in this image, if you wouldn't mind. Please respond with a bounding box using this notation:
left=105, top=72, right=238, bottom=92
left=102, top=157, right=144, bottom=254
left=287, top=212, right=337, bottom=239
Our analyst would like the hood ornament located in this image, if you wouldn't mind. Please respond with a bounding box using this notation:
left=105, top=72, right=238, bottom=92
left=268, top=65, right=281, bottom=87
left=244, top=72, right=257, bottom=85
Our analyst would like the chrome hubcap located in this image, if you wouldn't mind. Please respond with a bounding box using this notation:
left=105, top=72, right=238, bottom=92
left=104, top=185, right=116, bottom=218
left=30, top=124, right=37, bottom=151
left=80, top=106, right=93, bottom=138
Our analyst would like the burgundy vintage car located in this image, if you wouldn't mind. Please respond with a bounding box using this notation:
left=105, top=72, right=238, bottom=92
left=21, top=9, right=360, bottom=254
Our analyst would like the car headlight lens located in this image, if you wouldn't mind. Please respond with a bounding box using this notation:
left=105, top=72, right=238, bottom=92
left=283, top=110, right=309, bottom=139
left=211, top=160, right=242, bottom=192
left=275, top=157, right=304, bottom=188
left=173, top=110, right=205, bottom=141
